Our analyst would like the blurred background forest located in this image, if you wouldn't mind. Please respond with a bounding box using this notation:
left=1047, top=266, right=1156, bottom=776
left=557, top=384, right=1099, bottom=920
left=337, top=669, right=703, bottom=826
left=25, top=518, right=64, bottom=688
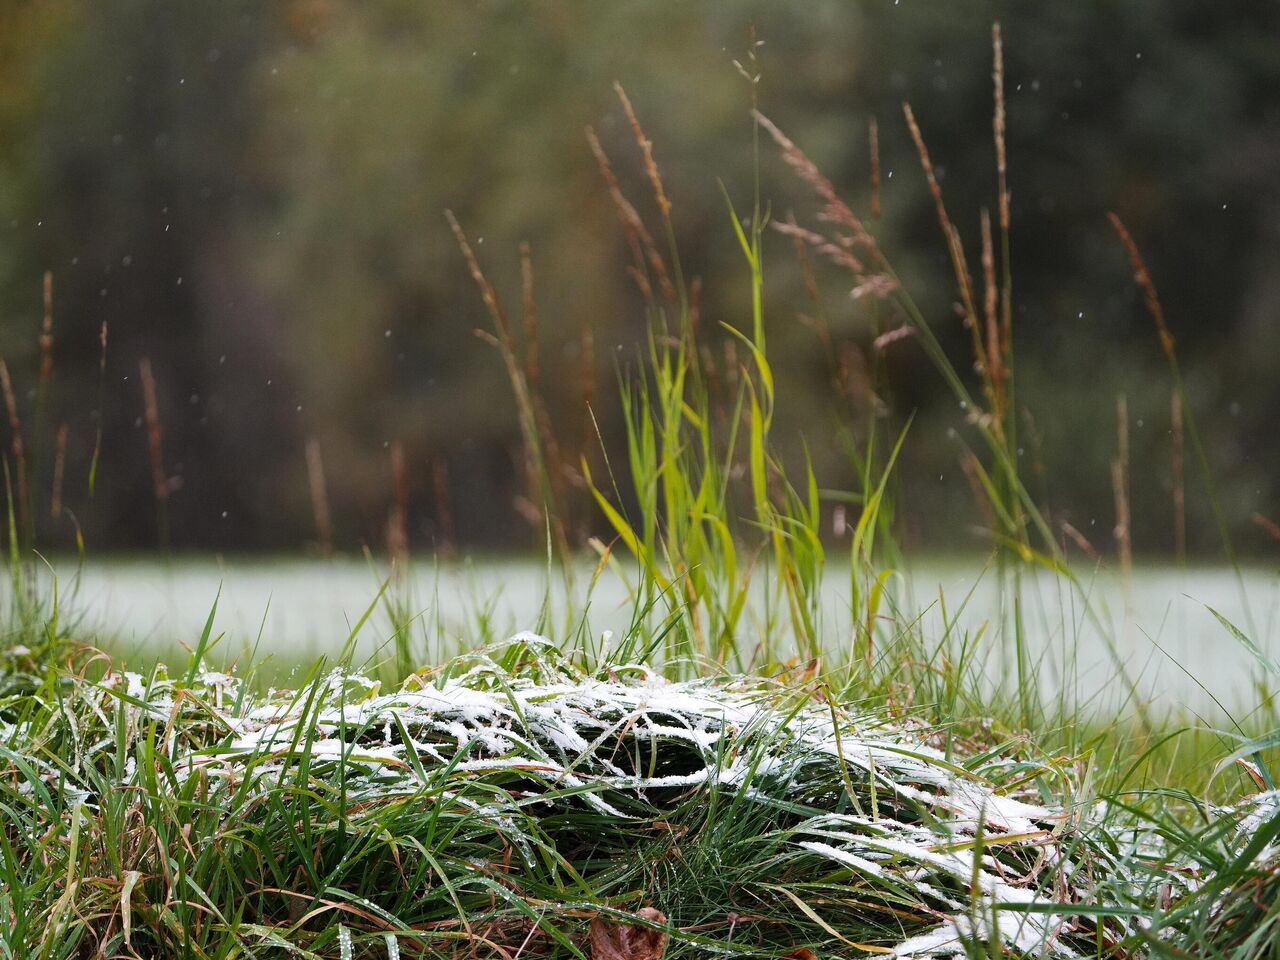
left=0, top=0, right=1277, bottom=558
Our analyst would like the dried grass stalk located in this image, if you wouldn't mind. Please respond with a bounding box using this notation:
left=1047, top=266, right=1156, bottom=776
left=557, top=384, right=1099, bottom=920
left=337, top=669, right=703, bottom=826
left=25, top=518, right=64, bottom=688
left=447, top=211, right=570, bottom=560
left=519, top=241, right=540, bottom=386
left=1108, top=213, right=1175, bottom=361
left=305, top=438, right=333, bottom=556
left=139, top=358, right=167, bottom=505
left=902, top=103, right=1000, bottom=426
left=1111, top=394, right=1133, bottom=581
left=585, top=126, right=675, bottom=303
left=1251, top=512, right=1280, bottom=545
left=387, top=440, right=409, bottom=565
left=980, top=210, right=1006, bottom=417
left=88, top=320, right=108, bottom=498
left=50, top=423, right=67, bottom=520
left=902, top=103, right=977, bottom=327
left=992, top=23, right=1010, bottom=232
left=579, top=315, right=596, bottom=476
left=1171, top=390, right=1186, bottom=562
left=1060, top=520, right=1101, bottom=561
left=614, top=82, right=671, bottom=220
left=0, top=360, right=28, bottom=528
left=754, top=111, right=876, bottom=252
left=868, top=115, right=882, bottom=220
left=38, top=271, right=54, bottom=386
left=138, top=356, right=169, bottom=548
left=431, top=456, right=455, bottom=559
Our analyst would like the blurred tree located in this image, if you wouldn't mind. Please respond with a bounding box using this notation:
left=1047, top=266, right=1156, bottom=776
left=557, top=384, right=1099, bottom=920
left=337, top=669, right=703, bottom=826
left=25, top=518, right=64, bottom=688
left=0, top=0, right=297, bottom=549
left=0, top=0, right=1275, bottom=556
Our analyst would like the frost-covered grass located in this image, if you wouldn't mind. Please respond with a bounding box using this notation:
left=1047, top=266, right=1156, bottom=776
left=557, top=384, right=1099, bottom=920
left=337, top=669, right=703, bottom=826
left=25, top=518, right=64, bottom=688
left=1, top=620, right=1277, bottom=959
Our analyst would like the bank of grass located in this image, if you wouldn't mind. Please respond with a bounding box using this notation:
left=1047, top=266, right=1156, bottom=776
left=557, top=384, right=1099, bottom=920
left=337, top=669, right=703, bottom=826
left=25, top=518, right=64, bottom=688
left=3, top=25, right=1280, bottom=960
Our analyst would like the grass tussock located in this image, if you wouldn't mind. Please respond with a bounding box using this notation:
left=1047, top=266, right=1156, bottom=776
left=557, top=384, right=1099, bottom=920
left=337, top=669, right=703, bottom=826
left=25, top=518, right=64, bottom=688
left=1, top=632, right=1276, bottom=958
left=0, top=636, right=1232, bottom=958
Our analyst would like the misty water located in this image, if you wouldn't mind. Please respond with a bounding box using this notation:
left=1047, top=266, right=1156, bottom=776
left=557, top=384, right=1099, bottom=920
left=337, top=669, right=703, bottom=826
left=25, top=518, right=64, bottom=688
left=57, top=557, right=1280, bottom=716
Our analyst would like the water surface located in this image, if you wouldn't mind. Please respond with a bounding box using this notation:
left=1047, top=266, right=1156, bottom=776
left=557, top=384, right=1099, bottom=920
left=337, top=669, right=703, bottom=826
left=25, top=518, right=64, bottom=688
left=56, top=556, right=1280, bottom=715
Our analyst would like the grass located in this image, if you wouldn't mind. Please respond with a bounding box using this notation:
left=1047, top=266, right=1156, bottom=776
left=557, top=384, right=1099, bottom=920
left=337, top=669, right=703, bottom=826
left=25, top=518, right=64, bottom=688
left=1, top=567, right=1277, bottom=958
left=3, top=23, right=1280, bottom=960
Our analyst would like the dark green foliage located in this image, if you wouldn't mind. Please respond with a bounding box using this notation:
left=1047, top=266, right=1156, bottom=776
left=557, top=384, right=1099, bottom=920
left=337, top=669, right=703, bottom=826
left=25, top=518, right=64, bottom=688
left=0, top=2, right=1277, bottom=553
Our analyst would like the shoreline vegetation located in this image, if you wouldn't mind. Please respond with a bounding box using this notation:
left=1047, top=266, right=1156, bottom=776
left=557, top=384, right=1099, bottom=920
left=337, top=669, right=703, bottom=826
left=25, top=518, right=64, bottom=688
left=3, top=635, right=1274, bottom=958
left=2, top=25, right=1279, bottom=959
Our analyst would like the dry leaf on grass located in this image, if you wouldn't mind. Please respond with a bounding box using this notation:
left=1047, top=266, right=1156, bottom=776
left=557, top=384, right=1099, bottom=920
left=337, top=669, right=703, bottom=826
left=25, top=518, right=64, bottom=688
left=590, top=907, right=668, bottom=960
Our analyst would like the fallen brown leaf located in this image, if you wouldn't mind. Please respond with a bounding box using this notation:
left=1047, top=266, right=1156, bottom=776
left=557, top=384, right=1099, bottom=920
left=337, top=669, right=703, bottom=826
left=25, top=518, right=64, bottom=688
left=590, top=907, right=668, bottom=960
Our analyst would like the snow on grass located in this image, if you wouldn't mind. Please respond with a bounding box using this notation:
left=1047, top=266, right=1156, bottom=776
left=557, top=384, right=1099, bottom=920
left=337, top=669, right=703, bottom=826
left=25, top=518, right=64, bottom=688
left=3, top=632, right=1251, bottom=957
